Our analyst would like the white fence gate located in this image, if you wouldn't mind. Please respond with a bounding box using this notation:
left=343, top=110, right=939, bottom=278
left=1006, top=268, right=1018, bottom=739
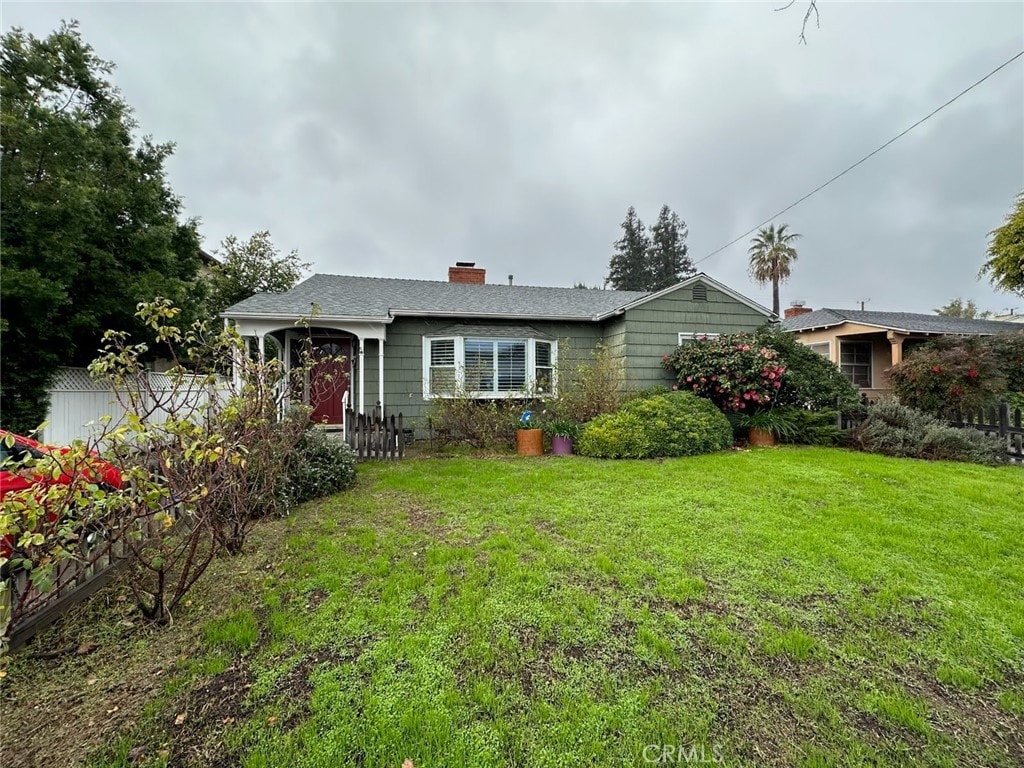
left=42, top=368, right=231, bottom=445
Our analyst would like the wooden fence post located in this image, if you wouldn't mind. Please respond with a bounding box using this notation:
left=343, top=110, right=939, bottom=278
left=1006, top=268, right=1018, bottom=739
left=398, top=413, right=405, bottom=458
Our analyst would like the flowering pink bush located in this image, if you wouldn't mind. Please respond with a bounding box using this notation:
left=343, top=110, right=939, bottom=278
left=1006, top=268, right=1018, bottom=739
left=662, top=334, right=788, bottom=412
left=889, top=337, right=1006, bottom=416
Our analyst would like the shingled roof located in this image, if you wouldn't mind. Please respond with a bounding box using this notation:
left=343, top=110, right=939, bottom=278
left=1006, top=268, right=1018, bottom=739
left=223, top=273, right=651, bottom=321
left=782, top=308, right=1022, bottom=335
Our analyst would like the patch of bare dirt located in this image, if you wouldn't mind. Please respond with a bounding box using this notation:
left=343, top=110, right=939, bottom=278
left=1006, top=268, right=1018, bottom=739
left=0, top=588, right=203, bottom=768
left=303, top=586, right=329, bottom=611
left=165, top=663, right=254, bottom=768
left=903, top=667, right=1024, bottom=766
left=0, top=514, right=295, bottom=768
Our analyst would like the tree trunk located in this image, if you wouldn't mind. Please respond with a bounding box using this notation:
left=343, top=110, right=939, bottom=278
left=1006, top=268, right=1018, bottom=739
left=772, top=278, right=780, bottom=317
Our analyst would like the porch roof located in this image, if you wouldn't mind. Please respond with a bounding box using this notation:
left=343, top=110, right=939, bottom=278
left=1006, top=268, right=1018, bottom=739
left=782, top=308, right=1023, bottom=336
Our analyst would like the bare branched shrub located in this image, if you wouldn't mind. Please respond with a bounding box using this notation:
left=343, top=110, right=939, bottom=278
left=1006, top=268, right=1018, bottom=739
left=2, top=299, right=346, bottom=642
left=551, top=342, right=624, bottom=424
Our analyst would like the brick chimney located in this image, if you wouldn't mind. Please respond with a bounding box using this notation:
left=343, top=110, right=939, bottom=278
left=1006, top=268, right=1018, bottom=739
left=448, top=262, right=486, bottom=284
left=784, top=301, right=813, bottom=319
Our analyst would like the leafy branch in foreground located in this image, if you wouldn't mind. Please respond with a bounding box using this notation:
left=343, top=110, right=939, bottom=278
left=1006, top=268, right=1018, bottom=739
left=2, top=299, right=347, bottom=644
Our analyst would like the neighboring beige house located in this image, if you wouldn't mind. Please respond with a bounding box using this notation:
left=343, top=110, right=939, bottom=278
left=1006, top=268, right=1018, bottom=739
left=992, top=310, right=1024, bottom=323
left=781, top=305, right=1024, bottom=401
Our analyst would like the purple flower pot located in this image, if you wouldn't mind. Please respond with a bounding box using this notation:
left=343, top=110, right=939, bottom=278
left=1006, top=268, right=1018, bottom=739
left=551, top=435, right=574, bottom=456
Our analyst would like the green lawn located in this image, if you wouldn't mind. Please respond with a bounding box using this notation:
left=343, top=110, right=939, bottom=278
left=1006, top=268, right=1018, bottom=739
left=9, top=448, right=1024, bottom=767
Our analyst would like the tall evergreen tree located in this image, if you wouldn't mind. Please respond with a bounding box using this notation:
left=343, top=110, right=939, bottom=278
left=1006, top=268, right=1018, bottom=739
left=0, top=23, right=202, bottom=432
left=606, top=207, right=651, bottom=291
left=647, top=205, right=694, bottom=290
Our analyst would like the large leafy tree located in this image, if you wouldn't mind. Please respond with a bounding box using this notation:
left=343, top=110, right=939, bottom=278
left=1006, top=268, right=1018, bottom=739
left=206, top=231, right=309, bottom=316
left=747, top=223, right=801, bottom=316
left=647, top=205, right=694, bottom=291
left=606, top=206, right=651, bottom=291
left=982, top=191, right=1024, bottom=298
left=0, top=22, right=202, bottom=433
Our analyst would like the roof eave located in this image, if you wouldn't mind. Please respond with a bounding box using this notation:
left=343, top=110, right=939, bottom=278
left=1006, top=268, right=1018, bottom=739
left=220, top=311, right=394, bottom=324
left=784, top=321, right=843, bottom=333
left=389, top=308, right=597, bottom=322
left=788, top=320, right=1006, bottom=336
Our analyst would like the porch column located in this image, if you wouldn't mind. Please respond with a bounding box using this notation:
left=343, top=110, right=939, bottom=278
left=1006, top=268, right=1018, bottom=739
left=358, top=337, right=365, bottom=414
left=227, top=319, right=241, bottom=394
left=887, top=330, right=908, bottom=367
left=378, top=339, right=385, bottom=416
left=256, top=333, right=265, bottom=364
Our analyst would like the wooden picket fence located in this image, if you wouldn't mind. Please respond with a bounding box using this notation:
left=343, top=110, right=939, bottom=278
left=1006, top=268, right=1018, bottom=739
left=344, top=408, right=406, bottom=460
left=947, top=402, right=1024, bottom=464
left=4, top=500, right=187, bottom=651
left=4, top=537, right=125, bottom=651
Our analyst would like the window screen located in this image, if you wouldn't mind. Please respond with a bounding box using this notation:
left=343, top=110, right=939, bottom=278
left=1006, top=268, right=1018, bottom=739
left=464, top=340, right=494, bottom=391
left=429, top=339, right=456, bottom=394
left=496, top=340, right=527, bottom=392
left=807, top=342, right=830, bottom=358
left=840, top=341, right=872, bottom=387
left=535, top=341, right=553, bottom=394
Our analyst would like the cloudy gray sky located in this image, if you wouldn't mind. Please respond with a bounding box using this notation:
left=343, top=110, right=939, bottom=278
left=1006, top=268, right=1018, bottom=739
left=6, top=2, right=1023, bottom=314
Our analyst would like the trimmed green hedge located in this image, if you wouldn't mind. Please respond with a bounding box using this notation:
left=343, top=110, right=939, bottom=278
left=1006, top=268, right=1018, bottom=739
left=578, top=392, right=733, bottom=459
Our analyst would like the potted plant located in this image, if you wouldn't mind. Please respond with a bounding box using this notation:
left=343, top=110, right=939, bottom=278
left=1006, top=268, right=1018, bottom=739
left=516, top=411, right=544, bottom=456
left=734, top=408, right=797, bottom=447
left=543, top=419, right=580, bottom=456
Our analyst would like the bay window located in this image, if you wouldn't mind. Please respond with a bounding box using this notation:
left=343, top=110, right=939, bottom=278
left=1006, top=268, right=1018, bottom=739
left=424, top=335, right=556, bottom=398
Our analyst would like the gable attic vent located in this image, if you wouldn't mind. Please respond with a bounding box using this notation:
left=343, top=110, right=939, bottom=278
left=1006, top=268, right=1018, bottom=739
left=691, top=283, right=708, bottom=302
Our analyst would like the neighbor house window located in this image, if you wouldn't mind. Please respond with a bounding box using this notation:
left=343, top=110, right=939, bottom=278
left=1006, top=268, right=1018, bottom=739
left=840, top=341, right=872, bottom=387
left=807, top=342, right=831, bottom=358
left=423, top=336, right=556, bottom=398
left=678, top=332, right=720, bottom=345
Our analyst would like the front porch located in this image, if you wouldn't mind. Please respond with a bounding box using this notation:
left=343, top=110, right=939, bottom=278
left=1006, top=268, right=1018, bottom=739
left=810, top=329, right=935, bottom=402
left=229, top=318, right=390, bottom=430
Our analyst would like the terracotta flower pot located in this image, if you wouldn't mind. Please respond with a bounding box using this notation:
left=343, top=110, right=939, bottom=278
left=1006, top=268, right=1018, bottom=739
left=516, top=428, right=544, bottom=456
left=551, top=435, right=574, bottom=456
left=747, top=427, right=777, bottom=447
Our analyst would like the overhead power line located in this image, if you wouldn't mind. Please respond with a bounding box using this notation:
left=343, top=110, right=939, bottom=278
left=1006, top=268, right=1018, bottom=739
left=694, top=48, right=1024, bottom=267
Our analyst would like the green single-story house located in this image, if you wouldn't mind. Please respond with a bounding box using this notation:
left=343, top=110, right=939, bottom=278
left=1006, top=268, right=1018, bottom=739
left=221, top=263, right=773, bottom=432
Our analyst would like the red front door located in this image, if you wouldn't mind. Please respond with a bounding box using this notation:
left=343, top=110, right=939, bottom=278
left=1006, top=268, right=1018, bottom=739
left=309, top=339, right=351, bottom=425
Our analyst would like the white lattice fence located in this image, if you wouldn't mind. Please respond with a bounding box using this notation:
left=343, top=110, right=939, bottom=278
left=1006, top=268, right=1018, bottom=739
left=42, top=368, right=230, bottom=445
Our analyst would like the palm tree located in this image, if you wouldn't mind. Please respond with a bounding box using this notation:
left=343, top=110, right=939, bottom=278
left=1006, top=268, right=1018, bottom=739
left=747, top=223, right=801, bottom=316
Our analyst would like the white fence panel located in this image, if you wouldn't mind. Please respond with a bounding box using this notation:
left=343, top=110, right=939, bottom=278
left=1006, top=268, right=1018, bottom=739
left=41, top=368, right=231, bottom=445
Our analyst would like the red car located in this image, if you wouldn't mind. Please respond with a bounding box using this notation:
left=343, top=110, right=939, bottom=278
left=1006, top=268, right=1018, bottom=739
left=1, top=430, right=124, bottom=559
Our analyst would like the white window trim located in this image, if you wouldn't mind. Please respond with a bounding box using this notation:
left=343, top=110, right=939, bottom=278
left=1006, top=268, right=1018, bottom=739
left=422, top=336, right=557, bottom=399
left=839, top=340, right=873, bottom=388
left=678, top=332, right=720, bottom=345
left=806, top=340, right=832, bottom=360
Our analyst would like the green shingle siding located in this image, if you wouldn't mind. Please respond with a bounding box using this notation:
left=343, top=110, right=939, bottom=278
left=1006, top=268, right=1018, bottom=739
left=378, top=317, right=602, bottom=431
left=368, top=281, right=767, bottom=433
left=618, top=286, right=767, bottom=389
